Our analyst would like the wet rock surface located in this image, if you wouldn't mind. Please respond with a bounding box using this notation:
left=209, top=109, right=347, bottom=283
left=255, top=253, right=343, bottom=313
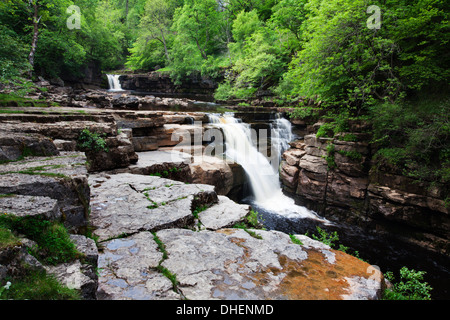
left=97, top=227, right=383, bottom=300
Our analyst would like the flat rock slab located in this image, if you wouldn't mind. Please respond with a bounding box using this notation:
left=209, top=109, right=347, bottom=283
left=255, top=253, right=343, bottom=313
left=0, top=152, right=88, bottom=176
left=0, top=152, right=90, bottom=231
left=0, top=194, right=60, bottom=220
left=198, top=195, right=250, bottom=230
left=89, top=173, right=217, bottom=241
left=96, top=232, right=179, bottom=300
left=129, top=150, right=192, bottom=168
left=97, top=228, right=383, bottom=300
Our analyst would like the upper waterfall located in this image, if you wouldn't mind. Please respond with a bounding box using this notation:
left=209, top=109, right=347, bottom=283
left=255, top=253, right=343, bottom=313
left=107, top=74, right=123, bottom=92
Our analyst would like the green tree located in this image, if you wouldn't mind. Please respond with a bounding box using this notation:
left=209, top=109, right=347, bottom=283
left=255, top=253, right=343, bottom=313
left=277, top=0, right=449, bottom=109
left=169, top=0, right=225, bottom=83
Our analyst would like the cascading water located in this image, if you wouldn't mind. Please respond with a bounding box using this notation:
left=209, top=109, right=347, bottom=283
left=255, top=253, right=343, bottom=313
left=107, top=74, right=123, bottom=92
left=270, top=115, right=293, bottom=173
left=208, top=113, right=329, bottom=223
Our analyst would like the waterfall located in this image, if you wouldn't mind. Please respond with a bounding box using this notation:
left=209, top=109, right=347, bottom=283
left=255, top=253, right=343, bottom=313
left=270, top=116, right=293, bottom=173
left=208, top=113, right=328, bottom=222
left=107, top=74, right=123, bottom=92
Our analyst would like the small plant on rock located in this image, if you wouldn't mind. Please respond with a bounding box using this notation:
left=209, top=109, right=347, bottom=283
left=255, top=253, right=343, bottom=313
left=77, top=129, right=109, bottom=153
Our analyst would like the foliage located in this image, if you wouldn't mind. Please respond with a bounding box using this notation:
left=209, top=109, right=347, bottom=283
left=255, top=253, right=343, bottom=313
left=0, top=227, right=21, bottom=250
left=370, top=97, right=450, bottom=184
left=383, top=267, right=432, bottom=300
left=77, top=129, right=109, bottom=153
left=289, top=234, right=303, bottom=246
left=287, top=105, right=320, bottom=121
left=308, top=227, right=350, bottom=253
left=0, top=214, right=81, bottom=265
left=1, top=269, right=80, bottom=300
left=287, top=0, right=447, bottom=108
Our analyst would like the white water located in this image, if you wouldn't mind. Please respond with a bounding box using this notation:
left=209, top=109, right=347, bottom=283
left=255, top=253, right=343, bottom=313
left=107, top=74, right=123, bottom=92
left=208, top=113, right=328, bottom=222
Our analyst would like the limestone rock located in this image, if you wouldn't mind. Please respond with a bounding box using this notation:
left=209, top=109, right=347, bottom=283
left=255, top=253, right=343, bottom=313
left=45, top=260, right=97, bottom=300
left=0, top=153, right=90, bottom=232
left=70, top=235, right=99, bottom=265
left=299, top=154, right=328, bottom=174
left=155, top=228, right=384, bottom=300
left=96, top=232, right=179, bottom=300
left=198, top=195, right=251, bottom=230
left=282, top=149, right=306, bottom=166
left=280, top=161, right=300, bottom=190
left=85, top=131, right=138, bottom=173
left=0, top=131, right=59, bottom=162
left=125, top=150, right=193, bottom=182
left=88, top=173, right=217, bottom=241
left=190, top=156, right=234, bottom=195
left=0, top=195, right=60, bottom=221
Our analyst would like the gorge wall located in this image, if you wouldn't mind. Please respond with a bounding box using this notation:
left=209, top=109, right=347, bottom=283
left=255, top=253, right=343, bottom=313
left=119, top=72, right=219, bottom=101
left=280, top=119, right=450, bottom=258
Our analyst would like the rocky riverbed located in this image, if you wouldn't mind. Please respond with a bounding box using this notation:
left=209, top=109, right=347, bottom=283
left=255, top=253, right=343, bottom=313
left=0, top=102, right=386, bottom=300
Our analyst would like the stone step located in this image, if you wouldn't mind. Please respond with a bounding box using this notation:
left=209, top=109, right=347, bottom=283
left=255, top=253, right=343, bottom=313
left=0, top=153, right=90, bottom=232
left=88, top=173, right=218, bottom=241
left=0, top=194, right=60, bottom=221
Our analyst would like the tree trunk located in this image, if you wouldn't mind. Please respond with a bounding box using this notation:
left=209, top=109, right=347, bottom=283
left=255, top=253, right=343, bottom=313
left=28, top=1, right=41, bottom=78
left=160, top=29, right=171, bottom=63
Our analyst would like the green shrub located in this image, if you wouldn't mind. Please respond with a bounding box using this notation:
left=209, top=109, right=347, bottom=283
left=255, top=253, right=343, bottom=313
left=316, top=123, right=335, bottom=138
left=0, top=215, right=81, bottom=265
left=287, top=106, right=319, bottom=121
left=1, top=269, right=80, bottom=300
left=77, top=129, right=109, bottom=153
left=337, top=150, right=363, bottom=161
left=383, top=267, right=432, bottom=300
left=325, top=144, right=337, bottom=170
left=214, top=81, right=233, bottom=101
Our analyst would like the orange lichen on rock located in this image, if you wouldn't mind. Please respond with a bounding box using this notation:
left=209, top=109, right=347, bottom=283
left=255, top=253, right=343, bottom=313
left=276, top=249, right=381, bottom=300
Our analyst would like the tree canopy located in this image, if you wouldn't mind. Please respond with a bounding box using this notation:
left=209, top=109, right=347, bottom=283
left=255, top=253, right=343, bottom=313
left=0, top=0, right=448, bottom=112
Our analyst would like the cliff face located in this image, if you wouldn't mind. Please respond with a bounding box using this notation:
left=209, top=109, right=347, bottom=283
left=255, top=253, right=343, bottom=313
left=280, top=121, right=450, bottom=257
left=119, top=72, right=219, bottom=101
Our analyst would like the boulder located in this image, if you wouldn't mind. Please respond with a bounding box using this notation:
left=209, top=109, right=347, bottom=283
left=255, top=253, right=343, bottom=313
left=84, top=131, right=138, bottom=173
left=0, top=131, right=59, bottom=162
left=45, top=260, right=97, bottom=300
left=111, top=95, right=140, bottom=110
left=299, top=154, right=328, bottom=175
left=189, top=156, right=234, bottom=195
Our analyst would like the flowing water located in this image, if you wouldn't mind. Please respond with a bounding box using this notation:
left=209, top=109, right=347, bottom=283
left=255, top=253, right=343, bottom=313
left=207, top=112, right=450, bottom=299
left=207, top=113, right=329, bottom=225
left=107, top=74, right=124, bottom=92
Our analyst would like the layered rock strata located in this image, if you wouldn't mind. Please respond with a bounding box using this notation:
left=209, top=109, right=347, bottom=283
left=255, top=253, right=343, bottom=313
left=280, top=130, right=450, bottom=256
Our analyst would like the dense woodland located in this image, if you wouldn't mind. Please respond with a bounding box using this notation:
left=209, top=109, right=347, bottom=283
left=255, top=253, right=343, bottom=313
left=0, top=0, right=449, bottom=197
